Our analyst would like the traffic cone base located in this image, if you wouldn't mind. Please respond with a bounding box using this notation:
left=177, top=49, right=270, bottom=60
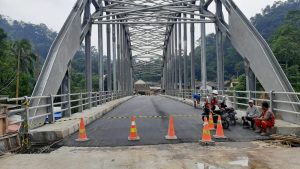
left=213, top=135, right=227, bottom=139
left=165, top=135, right=178, bottom=140
left=76, top=137, right=89, bottom=142
left=128, top=136, right=140, bottom=141
left=199, top=140, right=215, bottom=146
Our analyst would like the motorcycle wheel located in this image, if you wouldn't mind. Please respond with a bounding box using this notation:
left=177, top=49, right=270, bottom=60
left=230, top=117, right=236, bottom=126
left=222, top=119, right=230, bottom=129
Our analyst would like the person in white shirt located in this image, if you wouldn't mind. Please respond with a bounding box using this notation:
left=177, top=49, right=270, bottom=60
left=242, top=100, right=260, bottom=130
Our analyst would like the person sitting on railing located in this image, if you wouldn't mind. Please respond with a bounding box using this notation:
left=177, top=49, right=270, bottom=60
left=254, top=101, right=275, bottom=136
left=242, top=100, right=260, bottom=130
left=202, top=90, right=219, bottom=121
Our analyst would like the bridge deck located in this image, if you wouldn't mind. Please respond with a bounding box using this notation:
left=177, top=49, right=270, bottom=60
left=59, top=96, right=267, bottom=147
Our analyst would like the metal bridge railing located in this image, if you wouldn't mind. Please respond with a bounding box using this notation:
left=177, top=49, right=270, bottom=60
left=165, top=89, right=300, bottom=116
left=2, top=90, right=132, bottom=130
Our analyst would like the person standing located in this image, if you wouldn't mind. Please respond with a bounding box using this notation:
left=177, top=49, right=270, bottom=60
left=242, top=100, right=260, bottom=130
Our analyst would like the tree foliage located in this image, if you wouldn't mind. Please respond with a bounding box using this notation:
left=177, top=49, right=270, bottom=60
left=271, top=10, right=300, bottom=91
left=0, top=28, right=37, bottom=97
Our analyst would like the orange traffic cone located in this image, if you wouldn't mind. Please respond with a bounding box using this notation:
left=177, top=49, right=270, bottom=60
left=128, top=116, right=140, bottom=141
left=200, top=117, right=214, bottom=144
left=213, top=115, right=227, bottom=139
left=208, top=112, right=215, bottom=130
left=165, top=116, right=177, bottom=140
left=76, top=117, right=89, bottom=142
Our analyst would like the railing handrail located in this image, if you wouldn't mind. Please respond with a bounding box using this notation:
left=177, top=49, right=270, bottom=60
left=164, top=89, right=300, bottom=116
left=1, top=90, right=132, bottom=131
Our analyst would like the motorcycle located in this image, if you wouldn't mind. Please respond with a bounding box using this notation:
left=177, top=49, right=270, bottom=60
left=211, top=107, right=237, bottom=129
left=222, top=107, right=237, bottom=126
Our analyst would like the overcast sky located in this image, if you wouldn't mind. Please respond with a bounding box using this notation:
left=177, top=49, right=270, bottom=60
left=0, top=0, right=283, bottom=54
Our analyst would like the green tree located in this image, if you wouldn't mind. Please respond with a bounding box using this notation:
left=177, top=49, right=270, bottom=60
left=11, top=39, right=37, bottom=98
left=0, top=28, right=15, bottom=96
left=271, top=10, right=300, bottom=91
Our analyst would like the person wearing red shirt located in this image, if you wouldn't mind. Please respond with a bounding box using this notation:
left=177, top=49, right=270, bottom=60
left=202, top=90, right=219, bottom=121
left=255, top=101, right=275, bottom=136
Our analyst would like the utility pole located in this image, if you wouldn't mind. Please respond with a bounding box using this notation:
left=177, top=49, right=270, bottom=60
left=16, top=48, right=21, bottom=105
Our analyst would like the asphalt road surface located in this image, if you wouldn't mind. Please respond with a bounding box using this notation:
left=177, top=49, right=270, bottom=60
left=59, top=96, right=267, bottom=147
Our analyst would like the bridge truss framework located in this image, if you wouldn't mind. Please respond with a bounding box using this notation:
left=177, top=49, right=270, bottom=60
left=30, top=0, right=300, bottom=127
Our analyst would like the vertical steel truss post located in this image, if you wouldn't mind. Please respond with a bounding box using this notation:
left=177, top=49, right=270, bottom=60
left=163, top=48, right=167, bottom=91
left=98, top=0, right=104, bottom=93
left=124, top=32, right=128, bottom=91
left=200, top=0, right=207, bottom=90
left=183, top=13, right=188, bottom=91
left=61, top=69, right=71, bottom=117
left=98, top=22, right=104, bottom=92
left=174, top=23, right=178, bottom=90
left=244, top=60, right=256, bottom=98
left=190, top=13, right=195, bottom=91
left=178, top=15, right=182, bottom=92
left=216, top=0, right=224, bottom=90
left=112, top=16, right=117, bottom=91
left=106, top=15, right=112, bottom=91
left=120, top=24, right=124, bottom=91
left=170, top=31, right=174, bottom=90
left=168, top=39, right=171, bottom=91
left=117, top=21, right=121, bottom=90
left=84, top=0, right=92, bottom=109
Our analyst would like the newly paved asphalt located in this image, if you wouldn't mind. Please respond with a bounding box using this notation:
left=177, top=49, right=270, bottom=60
left=59, top=96, right=268, bottom=147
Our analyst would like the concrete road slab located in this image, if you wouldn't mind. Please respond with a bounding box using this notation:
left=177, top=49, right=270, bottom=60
left=1, top=142, right=299, bottom=169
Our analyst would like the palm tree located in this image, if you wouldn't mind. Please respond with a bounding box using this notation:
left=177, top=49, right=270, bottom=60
left=12, top=39, right=36, bottom=102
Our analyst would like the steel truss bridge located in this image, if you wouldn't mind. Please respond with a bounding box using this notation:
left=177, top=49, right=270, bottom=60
left=19, top=0, right=299, bottom=128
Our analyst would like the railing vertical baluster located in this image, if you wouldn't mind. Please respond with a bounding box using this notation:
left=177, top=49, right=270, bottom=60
left=48, top=94, right=55, bottom=123
left=233, top=90, right=237, bottom=110
left=98, top=91, right=101, bottom=105
left=88, top=92, right=92, bottom=109
left=79, top=93, right=83, bottom=112
left=248, top=90, right=251, bottom=100
left=269, top=91, right=273, bottom=111
left=66, top=93, right=71, bottom=117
